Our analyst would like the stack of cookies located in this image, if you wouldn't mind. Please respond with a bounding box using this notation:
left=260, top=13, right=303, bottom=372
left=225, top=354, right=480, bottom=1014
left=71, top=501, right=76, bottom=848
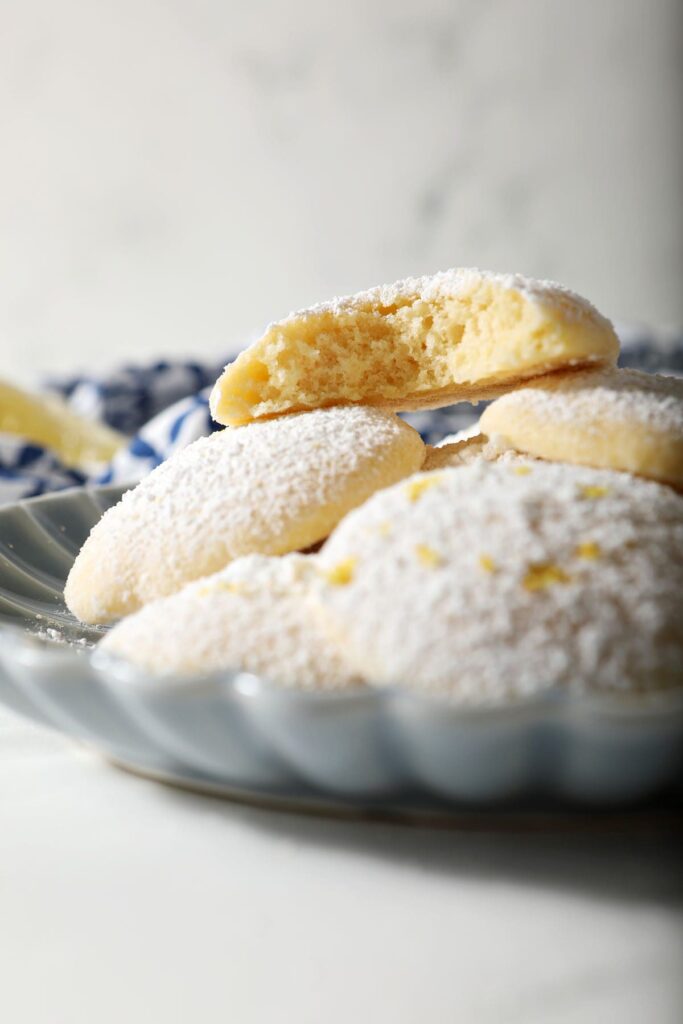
left=65, top=269, right=683, bottom=702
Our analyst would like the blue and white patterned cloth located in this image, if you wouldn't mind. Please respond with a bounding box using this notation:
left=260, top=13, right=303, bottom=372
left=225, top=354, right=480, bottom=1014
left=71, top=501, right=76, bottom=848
left=1, top=327, right=681, bottom=506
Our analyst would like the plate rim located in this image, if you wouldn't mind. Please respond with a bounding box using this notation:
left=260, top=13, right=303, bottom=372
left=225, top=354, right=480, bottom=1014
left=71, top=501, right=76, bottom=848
left=1, top=479, right=682, bottom=723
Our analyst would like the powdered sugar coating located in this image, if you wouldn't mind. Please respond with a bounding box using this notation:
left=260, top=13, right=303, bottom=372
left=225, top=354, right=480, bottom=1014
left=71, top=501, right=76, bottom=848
left=64, top=405, right=424, bottom=622
left=100, top=554, right=362, bottom=688
left=480, top=368, right=683, bottom=488
left=273, top=268, right=612, bottom=333
left=315, top=462, right=683, bottom=701
left=483, top=368, right=683, bottom=433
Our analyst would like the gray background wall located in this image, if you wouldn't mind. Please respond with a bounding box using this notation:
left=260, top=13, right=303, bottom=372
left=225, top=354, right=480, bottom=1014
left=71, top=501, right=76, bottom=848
left=1, top=0, right=681, bottom=380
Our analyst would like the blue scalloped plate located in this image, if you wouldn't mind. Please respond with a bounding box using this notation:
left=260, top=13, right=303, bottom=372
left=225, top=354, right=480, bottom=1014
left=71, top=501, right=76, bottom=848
left=1, top=485, right=682, bottom=818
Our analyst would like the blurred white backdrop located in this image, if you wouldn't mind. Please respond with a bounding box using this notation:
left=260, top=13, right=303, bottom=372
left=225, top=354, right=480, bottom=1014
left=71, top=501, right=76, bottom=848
left=1, top=0, right=681, bottom=380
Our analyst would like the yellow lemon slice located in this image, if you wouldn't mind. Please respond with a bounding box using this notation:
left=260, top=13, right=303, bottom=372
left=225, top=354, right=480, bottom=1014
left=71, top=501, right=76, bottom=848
left=0, top=379, right=125, bottom=469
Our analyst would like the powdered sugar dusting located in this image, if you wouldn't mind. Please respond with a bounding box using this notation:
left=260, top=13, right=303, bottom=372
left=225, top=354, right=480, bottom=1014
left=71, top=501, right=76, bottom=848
left=65, top=405, right=424, bottom=618
left=34, top=627, right=93, bottom=649
left=484, top=368, right=683, bottom=434
left=100, top=553, right=362, bottom=689
left=272, top=267, right=613, bottom=333
left=316, top=462, right=683, bottom=701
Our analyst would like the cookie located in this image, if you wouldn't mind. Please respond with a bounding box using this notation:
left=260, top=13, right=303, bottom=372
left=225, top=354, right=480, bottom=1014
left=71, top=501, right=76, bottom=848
left=65, top=405, right=424, bottom=623
left=480, top=368, right=683, bottom=488
left=422, top=432, right=521, bottom=470
left=313, top=462, right=683, bottom=700
left=99, top=554, right=362, bottom=688
left=210, top=268, right=619, bottom=426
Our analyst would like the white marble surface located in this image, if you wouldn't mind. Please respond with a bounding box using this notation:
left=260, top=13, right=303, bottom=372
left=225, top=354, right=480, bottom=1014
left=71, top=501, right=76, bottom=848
left=1, top=706, right=682, bottom=1024
left=1, top=0, right=681, bottom=382
left=2, top=6, right=682, bottom=1019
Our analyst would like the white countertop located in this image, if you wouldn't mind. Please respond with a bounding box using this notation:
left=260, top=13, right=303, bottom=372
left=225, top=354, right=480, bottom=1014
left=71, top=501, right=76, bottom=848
left=2, top=707, right=681, bottom=1024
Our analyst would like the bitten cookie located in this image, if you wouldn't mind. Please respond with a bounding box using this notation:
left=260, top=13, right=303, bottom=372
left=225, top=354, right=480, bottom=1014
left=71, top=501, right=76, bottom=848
left=210, top=268, right=618, bottom=425
left=99, top=554, right=362, bottom=689
left=65, top=405, right=424, bottom=623
left=480, top=368, right=683, bottom=488
left=313, top=462, right=683, bottom=700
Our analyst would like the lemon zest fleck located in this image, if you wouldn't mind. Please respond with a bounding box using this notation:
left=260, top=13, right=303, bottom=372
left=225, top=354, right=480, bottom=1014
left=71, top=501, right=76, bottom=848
left=513, top=465, right=532, bottom=476
left=415, top=544, right=442, bottom=568
left=325, top=557, right=357, bottom=586
left=405, top=474, right=443, bottom=502
left=198, top=580, right=243, bottom=597
left=479, top=554, right=497, bottom=573
left=523, top=563, right=571, bottom=591
left=576, top=541, right=601, bottom=560
left=580, top=485, right=610, bottom=500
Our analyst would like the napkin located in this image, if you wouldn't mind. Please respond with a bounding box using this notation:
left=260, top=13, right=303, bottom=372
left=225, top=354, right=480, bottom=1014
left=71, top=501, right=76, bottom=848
left=1, top=328, right=680, bottom=506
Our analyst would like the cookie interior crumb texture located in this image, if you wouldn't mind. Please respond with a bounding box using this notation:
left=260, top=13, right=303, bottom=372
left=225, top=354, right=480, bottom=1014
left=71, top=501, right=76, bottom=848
left=422, top=432, right=524, bottom=470
left=314, top=461, right=683, bottom=701
left=64, top=405, right=424, bottom=623
left=210, top=268, right=619, bottom=425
